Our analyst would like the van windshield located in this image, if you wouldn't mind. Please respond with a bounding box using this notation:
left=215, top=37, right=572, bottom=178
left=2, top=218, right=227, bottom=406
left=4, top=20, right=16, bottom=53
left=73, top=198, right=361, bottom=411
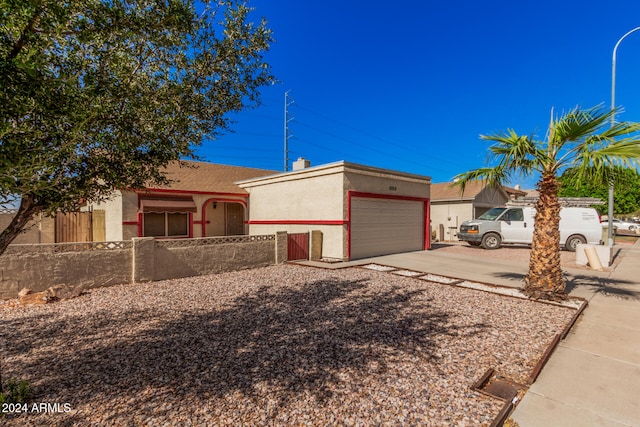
left=477, top=207, right=507, bottom=221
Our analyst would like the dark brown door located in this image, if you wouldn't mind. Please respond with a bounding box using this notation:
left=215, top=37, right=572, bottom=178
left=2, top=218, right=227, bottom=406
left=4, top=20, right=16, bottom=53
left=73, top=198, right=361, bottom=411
left=225, top=203, right=245, bottom=235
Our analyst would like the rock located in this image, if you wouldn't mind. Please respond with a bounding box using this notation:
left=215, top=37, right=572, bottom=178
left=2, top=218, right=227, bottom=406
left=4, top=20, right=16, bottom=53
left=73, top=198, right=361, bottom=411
left=19, top=290, right=50, bottom=305
left=16, top=285, right=85, bottom=305
left=46, top=284, right=85, bottom=300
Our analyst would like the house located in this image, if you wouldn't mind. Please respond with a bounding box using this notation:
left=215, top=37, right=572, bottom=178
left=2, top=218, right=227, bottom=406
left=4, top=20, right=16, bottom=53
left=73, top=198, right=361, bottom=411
left=430, top=181, right=526, bottom=241
left=87, top=161, right=276, bottom=241
left=237, top=159, right=431, bottom=260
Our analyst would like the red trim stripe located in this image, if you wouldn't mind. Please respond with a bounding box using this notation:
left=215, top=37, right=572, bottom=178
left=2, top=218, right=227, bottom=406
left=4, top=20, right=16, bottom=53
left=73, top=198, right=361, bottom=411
left=132, top=188, right=249, bottom=197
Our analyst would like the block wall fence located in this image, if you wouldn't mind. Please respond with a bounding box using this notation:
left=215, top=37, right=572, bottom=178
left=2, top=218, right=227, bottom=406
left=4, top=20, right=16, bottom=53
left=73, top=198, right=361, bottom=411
left=0, top=232, right=292, bottom=299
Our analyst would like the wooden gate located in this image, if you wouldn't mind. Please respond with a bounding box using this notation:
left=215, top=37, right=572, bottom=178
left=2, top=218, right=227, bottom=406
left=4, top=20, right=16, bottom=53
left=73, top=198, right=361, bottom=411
left=55, top=212, right=93, bottom=243
left=287, top=232, right=309, bottom=261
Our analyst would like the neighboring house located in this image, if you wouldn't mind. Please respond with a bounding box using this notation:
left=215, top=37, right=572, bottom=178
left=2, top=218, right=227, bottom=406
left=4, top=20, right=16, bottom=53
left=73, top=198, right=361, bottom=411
left=238, top=159, right=431, bottom=260
left=87, top=161, right=276, bottom=241
left=430, top=181, right=526, bottom=241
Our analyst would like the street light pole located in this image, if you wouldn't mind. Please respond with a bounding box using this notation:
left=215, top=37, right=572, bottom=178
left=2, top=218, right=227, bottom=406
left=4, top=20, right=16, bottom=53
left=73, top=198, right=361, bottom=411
left=608, top=27, right=640, bottom=246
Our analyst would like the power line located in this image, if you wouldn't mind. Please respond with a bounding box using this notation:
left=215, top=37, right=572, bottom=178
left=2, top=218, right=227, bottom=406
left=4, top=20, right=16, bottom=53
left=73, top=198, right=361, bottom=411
left=293, top=120, right=457, bottom=174
left=205, top=145, right=280, bottom=153
left=295, top=102, right=464, bottom=168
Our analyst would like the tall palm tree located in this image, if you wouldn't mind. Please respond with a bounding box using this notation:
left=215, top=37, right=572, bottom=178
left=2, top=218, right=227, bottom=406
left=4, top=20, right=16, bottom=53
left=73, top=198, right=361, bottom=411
left=455, top=105, right=640, bottom=300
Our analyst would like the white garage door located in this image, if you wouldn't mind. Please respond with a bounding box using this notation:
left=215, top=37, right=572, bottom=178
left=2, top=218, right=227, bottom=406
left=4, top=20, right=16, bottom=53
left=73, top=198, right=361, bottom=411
left=350, top=197, right=424, bottom=259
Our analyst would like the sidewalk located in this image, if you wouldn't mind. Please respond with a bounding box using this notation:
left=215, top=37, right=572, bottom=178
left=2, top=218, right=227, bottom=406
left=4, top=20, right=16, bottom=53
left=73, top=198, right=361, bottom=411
left=300, top=240, right=640, bottom=426
left=511, top=239, right=640, bottom=427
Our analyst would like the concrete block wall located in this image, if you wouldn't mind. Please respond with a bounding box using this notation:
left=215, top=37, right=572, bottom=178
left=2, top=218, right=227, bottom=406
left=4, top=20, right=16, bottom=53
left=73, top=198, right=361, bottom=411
left=152, top=237, right=276, bottom=281
left=0, top=243, right=132, bottom=299
left=0, top=233, right=288, bottom=299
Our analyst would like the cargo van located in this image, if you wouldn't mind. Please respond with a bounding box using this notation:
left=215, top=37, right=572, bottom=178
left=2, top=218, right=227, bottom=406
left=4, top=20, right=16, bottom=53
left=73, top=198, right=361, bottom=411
left=457, top=206, right=602, bottom=251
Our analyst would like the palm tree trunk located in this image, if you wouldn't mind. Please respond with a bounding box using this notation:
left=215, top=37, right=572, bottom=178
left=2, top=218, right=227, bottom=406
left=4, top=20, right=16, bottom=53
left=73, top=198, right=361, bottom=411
left=524, top=175, right=566, bottom=300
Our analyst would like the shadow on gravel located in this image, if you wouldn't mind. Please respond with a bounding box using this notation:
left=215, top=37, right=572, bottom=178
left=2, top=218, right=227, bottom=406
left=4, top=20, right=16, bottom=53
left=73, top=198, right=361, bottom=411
left=1, top=277, right=488, bottom=422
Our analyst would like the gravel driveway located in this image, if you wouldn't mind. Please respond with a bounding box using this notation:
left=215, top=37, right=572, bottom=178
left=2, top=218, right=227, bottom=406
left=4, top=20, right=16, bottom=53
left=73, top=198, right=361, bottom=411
left=0, top=264, right=575, bottom=426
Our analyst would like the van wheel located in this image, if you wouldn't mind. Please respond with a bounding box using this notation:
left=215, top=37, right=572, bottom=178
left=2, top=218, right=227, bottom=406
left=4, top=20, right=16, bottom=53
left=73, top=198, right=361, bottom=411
left=481, top=233, right=501, bottom=250
left=565, top=235, right=586, bottom=252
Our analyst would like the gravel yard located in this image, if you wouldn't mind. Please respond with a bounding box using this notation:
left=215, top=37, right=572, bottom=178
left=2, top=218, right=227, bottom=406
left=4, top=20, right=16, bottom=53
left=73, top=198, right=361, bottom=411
left=0, top=264, right=576, bottom=426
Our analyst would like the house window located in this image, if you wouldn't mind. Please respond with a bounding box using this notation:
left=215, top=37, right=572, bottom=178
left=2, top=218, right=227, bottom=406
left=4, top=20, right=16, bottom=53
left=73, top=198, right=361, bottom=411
left=143, top=212, right=189, bottom=237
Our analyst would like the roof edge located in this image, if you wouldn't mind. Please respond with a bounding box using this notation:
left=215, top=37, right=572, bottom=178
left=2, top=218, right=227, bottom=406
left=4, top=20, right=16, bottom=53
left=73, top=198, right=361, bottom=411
left=237, top=160, right=431, bottom=187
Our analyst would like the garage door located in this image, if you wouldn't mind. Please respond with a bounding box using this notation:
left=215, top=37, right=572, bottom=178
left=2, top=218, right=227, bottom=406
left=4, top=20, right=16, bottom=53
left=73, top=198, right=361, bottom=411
left=350, top=197, right=425, bottom=259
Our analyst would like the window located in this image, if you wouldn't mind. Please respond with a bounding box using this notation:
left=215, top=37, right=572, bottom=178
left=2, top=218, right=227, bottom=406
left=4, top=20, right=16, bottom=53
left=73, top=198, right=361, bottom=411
left=478, top=207, right=507, bottom=221
left=501, top=208, right=524, bottom=222
left=143, top=212, right=189, bottom=237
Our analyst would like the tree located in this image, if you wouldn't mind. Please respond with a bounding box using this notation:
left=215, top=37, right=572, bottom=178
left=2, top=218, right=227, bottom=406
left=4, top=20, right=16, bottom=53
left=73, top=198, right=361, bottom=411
left=455, top=105, right=640, bottom=300
left=0, top=0, right=274, bottom=255
left=558, top=166, right=640, bottom=215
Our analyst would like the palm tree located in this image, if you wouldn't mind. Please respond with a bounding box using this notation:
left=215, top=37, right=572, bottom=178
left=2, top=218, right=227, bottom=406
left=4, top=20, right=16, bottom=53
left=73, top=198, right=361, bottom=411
left=455, top=105, right=640, bottom=300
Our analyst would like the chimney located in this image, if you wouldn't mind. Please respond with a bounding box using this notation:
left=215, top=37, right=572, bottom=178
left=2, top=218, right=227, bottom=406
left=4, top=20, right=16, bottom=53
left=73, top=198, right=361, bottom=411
left=293, top=157, right=310, bottom=171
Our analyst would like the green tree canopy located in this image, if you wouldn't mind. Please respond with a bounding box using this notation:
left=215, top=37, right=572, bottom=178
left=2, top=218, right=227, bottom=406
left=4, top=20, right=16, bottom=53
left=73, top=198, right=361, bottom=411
left=0, top=0, right=274, bottom=253
left=558, top=166, right=640, bottom=215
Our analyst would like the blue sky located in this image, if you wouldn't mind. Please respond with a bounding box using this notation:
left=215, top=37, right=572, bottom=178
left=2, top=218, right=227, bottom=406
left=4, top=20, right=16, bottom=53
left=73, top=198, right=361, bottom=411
left=196, top=0, right=640, bottom=189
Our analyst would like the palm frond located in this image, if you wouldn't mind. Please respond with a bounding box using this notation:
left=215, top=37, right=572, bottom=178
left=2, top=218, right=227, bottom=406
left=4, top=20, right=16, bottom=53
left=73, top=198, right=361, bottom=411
left=550, top=105, right=616, bottom=148
left=598, top=120, right=640, bottom=139
left=452, top=167, right=509, bottom=195
left=570, top=139, right=640, bottom=181
left=594, top=140, right=640, bottom=160
left=480, top=130, right=548, bottom=174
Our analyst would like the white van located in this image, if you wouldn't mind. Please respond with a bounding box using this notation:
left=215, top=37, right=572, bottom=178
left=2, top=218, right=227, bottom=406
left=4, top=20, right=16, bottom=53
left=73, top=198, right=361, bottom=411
left=457, top=206, right=602, bottom=251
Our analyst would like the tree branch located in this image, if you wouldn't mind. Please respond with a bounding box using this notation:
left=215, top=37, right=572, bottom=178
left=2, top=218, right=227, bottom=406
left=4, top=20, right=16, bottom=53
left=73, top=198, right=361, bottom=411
left=7, top=4, right=44, bottom=61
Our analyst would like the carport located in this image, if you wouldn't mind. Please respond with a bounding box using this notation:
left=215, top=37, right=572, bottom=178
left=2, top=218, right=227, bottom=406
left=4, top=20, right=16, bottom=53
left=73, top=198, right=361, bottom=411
left=237, top=160, right=431, bottom=260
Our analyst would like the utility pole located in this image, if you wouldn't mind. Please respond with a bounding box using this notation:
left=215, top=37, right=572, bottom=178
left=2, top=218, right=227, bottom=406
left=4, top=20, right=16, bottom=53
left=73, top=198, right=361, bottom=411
left=283, top=90, right=294, bottom=171
left=609, top=27, right=640, bottom=246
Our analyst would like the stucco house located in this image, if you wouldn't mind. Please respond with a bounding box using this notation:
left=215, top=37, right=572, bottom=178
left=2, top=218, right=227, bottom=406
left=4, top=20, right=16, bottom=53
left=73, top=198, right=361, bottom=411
left=86, top=158, right=431, bottom=261
left=238, top=159, right=431, bottom=260
left=87, top=161, right=276, bottom=241
left=430, top=181, right=526, bottom=241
